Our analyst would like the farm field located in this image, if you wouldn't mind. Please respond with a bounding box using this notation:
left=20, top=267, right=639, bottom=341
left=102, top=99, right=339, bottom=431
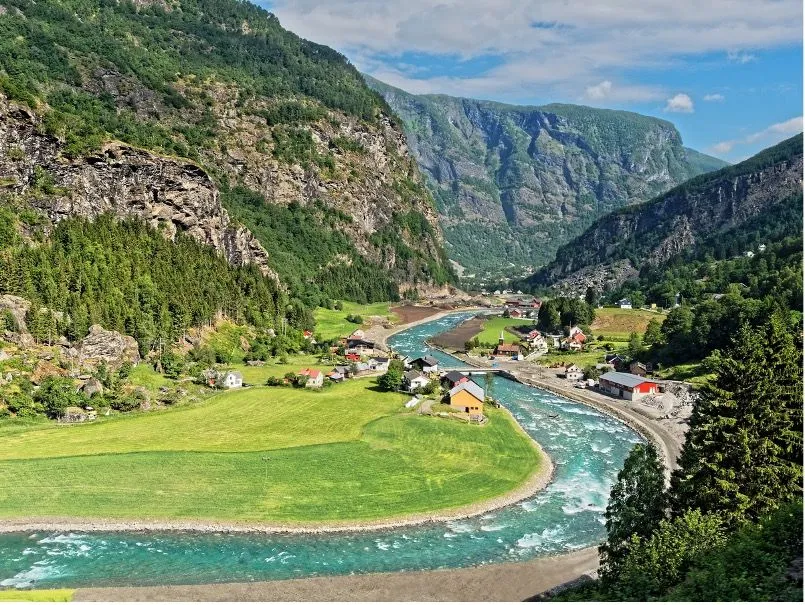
left=537, top=341, right=628, bottom=368
left=313, top=301, right=397, bottom=340
left=590, top=307, right=665, bottom=340
left=0, top=379, right=541, bottom=523
left=231, top=354, right=334, bottom=385
left=0, top=589, right=74, bottom=602
left=475, top=317, right=535, bottom=344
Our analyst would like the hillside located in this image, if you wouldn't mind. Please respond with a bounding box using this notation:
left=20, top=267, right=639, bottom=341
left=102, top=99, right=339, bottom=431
left=519, top=135, right=803, bottom=296
left=0, top=0, right=455, bottom=311
left=366, top=76, right=728, bottom=279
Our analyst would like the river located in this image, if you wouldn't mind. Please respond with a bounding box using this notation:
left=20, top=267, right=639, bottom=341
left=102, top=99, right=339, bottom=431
left=0, top=312, right=641, bottom=589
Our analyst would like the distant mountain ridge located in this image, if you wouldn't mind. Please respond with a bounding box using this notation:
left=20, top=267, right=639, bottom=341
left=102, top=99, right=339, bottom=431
left=517, top=135, right=803, bottom=296
left=366, top=76, right=729, bottom=278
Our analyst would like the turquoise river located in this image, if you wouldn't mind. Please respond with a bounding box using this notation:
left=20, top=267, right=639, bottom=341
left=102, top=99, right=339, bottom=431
left=0, top=312, right=642, bottom=589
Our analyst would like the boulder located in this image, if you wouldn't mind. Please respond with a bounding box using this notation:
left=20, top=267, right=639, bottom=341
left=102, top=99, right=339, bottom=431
left=59, top=406, right=89, bottom=423
left=31, top=360, right=68, bottom=385
left=81, top=376, right=104, bottom=398
left=74, top=324, right=141, bottom=367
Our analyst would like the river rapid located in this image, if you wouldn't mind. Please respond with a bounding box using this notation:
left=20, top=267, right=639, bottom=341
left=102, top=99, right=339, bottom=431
left=0, top=312, right=641, bottom=589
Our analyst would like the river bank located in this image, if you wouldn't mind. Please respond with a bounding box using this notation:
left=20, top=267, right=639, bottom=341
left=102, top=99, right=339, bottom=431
left=72, top=547, right=599, bottom=602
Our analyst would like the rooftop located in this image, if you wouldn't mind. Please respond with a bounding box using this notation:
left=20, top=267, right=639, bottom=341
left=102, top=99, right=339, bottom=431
left=449, top=380, right=485, bottom=402
left=600, top=371, right=654, bottom=388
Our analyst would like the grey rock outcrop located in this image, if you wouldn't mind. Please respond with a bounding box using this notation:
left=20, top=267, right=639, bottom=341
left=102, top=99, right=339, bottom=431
left=0, top=100, right=277, bottom=279
left=69, top=324, right=141, bottom=367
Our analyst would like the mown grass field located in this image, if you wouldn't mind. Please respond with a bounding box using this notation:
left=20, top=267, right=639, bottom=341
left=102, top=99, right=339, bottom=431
left=313, top=301, right=397, bottom=340
left=0, top=589, right=74, bottom=602
left=231, top=354, right=334, bottom=385
left=475, top=317, right=535, bottom=344
left=0, top=379, right=541, bottom=522
left=590, top=307, right=665, bottom=340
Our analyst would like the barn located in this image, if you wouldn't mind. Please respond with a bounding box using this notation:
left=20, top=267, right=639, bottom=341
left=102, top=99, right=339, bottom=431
left=599, top=371, right=659, bottom=401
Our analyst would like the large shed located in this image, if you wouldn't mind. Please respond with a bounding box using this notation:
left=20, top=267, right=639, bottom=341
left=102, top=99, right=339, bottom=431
left=599, top=371, right=658, bottom=401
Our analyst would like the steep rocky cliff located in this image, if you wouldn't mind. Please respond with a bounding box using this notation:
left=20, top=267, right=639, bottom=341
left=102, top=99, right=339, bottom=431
left=366, top=76, right=728, bottom=278
left=0, top=0, right=454, bottom=303
left=0, top=99, right=276, bottom=277
left=519, top=135, right=803, bottom=296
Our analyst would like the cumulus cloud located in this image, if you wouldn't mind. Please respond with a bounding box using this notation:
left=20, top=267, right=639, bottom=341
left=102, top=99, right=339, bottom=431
left=264, top=0, right=803, bottom=100
left=703, top=93, right=725, bottom=101
left=709, top=116, right=803, bottom=156
left=665, top=93, right=695, bottom=113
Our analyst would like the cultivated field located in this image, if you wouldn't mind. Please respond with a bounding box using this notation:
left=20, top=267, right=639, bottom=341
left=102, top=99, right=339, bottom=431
left=475, top=317, right=535, bottom=344
left=0, top=379, right=541, bottom=523
left=590, top=308, right=665, bottom=340
left=313, top=301, right=397, bottom=340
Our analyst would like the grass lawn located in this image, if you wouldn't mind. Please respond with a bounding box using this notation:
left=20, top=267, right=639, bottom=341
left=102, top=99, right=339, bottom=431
left=475, top=317, right=535, bottom=345
left=0, top=379, right=541, bottom=523
left=538, top=342, right=628, bottom=368
left=231, top=354, right=334, bottom=385
left=313, top=301, right=397, bottom=340
left=591, top=307, right=666, bottom=340
left=0, top=590, right=74, bottom=602
left=657, top=362, right=713, bottom=389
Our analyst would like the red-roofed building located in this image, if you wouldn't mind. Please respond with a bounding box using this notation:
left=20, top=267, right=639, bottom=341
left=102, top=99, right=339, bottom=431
left=298, top=368, right=324, bottom=388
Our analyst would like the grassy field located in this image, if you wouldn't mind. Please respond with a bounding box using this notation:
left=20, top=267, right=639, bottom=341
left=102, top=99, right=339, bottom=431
left=538, top=341, right=628, bottom=368
left=313, top=301, right=397, bottom=340
left=590, top=307, right=665, bottom=340
left=475, top=317, right=535, bottom=344
left=0, top=590, right=74, bottom=602
left=0, top=379, right=541, bottom=522
left=232, top=354, right=334, bottom=385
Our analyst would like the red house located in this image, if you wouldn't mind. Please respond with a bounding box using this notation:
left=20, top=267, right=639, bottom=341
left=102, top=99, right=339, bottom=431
left=345, top=353, right=361, bottom=362
left=599, top=371, right=659, bottom=401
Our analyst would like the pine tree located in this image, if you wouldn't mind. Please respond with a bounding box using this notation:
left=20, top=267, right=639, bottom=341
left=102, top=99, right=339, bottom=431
left=599, top=443, right=668, bottom=587
left=670, top=312, right=803, bottom=525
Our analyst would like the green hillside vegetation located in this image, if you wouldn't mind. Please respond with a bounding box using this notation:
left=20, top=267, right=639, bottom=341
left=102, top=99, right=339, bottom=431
left=0, top=379, right=542, bottom=522
left=313, top=301, right=396, bottom=340
left=590, top=308, right=665, bottom=340
left=0, top=208, right=296, bottom=349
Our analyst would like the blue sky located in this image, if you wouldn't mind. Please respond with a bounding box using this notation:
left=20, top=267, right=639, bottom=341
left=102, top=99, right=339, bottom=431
left=261, top=1, right=802, bottom=162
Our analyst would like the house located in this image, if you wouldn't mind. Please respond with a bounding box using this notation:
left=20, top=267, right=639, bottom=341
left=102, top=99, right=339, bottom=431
left=411, top=356, right=439, bottom=373
left=758, top=243, right=767, bottom=252
left=448, top=381, right=485, bottom=416
left=509, top=308, right=523, bottom=318
left=564, top=364, right=584, bottom=381
left=604, top=353, right=627, bottom=370
left=368, top=357, right=390, bottom=372
left=402, top=356, right=415, bottom=370
left=494, top=343, right=520, bottom=357
left=348, top=329, right=365, bottom=340
left=618, top=299, right=633, bottom=309
left=404, top=370, right=431, bottom=393
left=599, top=371, right=659, bottom=400
left=441, top=370, right=468, bottom=389
left=526, top=329, right=541, bottom=341
left=629, top=361, right=648, bottom=377
left=347, top=338, right=376, bottom=354
left=354, top=361, right=371, bottom=374
left=298, top=368, right=324, bottom=388
left=345, top=353, right=361, bottom=362
left=328, top=368, right=345, bottom=382
left=568, top=326, right=586, bottom=341
left=220, top=370, right=243, bottom=389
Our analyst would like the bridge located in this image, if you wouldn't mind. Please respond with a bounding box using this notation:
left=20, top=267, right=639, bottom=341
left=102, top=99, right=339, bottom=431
left=440, top=367, right=510, bottom=375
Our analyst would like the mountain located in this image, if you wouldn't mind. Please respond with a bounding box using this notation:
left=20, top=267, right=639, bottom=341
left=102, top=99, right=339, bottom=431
left=517, top=135, right=803, bottom=296
left=365, top=76, right=729, bottom=279
left=0, top=0, right=454, bottom=311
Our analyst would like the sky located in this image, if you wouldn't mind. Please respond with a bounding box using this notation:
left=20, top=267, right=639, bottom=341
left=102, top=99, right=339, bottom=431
left=260, top=0, right=803, bottom=162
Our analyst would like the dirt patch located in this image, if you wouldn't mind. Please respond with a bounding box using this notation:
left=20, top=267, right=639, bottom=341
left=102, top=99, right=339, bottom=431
left=74, top=548, right=599, bottom=601
left=430, top=316, right=485, bottom=351
left=390, top=305, right=443, bottom=325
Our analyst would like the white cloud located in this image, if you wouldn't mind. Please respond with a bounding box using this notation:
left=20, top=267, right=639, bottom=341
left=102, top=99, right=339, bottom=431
left=585, top=80, right=613, bottom=100
left=709, top=116, right=803, bottom=157
left=703, top=93, right=725, bottom=101
left=665, top=93, right=695, bottom=113
left=264, top=0, right=803, bottom=101
left=728, top=50, right=757, bottom=63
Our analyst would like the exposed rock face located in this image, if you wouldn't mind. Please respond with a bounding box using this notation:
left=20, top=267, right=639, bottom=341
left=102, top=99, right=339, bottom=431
left=0, top=100, right=277, bottom=278
left=30, top=360, right=68, bottom=384
left=522, top=135, right=803, bottom=296
left=69, top=324, right=141, bottom=367
left=367, top=76, right=729, bottom=276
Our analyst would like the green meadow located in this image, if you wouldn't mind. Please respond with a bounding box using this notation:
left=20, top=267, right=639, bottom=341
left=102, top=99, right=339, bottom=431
left=0, top=378, right=541, bottom=523
left=475, top=317, right=535, bottom=344
left=312, top=301, right=397, bottom=340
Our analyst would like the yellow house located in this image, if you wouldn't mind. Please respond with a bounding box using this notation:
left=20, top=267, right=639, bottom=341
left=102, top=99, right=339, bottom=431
left=448, top=381, right=485, bottom=416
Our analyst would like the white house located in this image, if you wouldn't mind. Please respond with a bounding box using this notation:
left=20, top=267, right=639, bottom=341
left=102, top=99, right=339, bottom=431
left=404, top=370, right=431, bottom=393
left=411, top=355, right=439, bottom=373
left=298, top=368, right=324, bottom=388
left=564, top=364, right=584, bottom=381
left=221, top=371, right=243, bottom=389
left=369, top=357, right=390, bottom=372
left=618, top=299, right=633, bottom=309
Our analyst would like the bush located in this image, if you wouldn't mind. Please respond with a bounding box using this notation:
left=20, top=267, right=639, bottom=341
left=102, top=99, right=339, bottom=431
left=265, top=376, right=285, bottom=386
left=346, top=314, right=363, bottom=324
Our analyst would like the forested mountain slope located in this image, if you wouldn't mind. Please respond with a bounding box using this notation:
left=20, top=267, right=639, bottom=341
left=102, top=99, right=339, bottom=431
left=0, top=0, right=454, bottom=313
left=366, top=76, right=728, bottom=277
left=519, top=135, right=803, bottom=296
